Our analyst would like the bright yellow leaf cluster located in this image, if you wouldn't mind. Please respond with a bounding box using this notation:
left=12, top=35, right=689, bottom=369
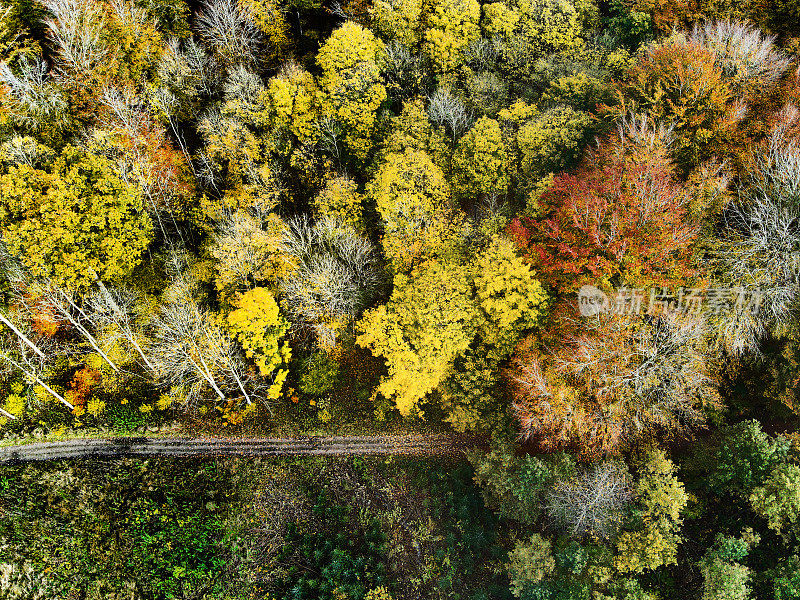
left=226, top=287, right=292, bottom=400
left=317, top=22, right=387, bottom=162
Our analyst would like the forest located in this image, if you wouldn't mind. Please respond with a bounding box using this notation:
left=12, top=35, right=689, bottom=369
left=1, top=0, right=800, bottom=596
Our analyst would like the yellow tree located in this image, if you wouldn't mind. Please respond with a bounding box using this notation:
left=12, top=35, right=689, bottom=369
left=359, top=238, right=546, bottom=422
left=615, top=451, right=688, bottom=574
left=482, top=0, right=582, bottom=69
left=317, top=22, right=387, bottom=164
left=423, top=0, right=481, bottom=74
left=197, top=67, right=285, bottom=222
left=368, top=148, right=459, bottom=272
left=474, top=236, right=547, bottom=339
left=267, top=61, right=319, bottom=146
left=226, top=287, right=291, bottom=400
left=442, top=236, right=548, bottom=431
left=451, top=116, right=510, bottom=201
left=314, top=175, right=365, bottom=232
left=0, top=146, right=153, bottom=290
left=381, top=98, right=450, bottom=167
left=357, top=259, right=481, bottom=416
left=240, top=0, right=290, bottom=64
left=370, top=0, right=424, bottom=46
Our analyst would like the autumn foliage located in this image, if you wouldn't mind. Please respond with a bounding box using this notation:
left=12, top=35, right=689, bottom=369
left=509, top=304, right=720, bottom=458
left=612, top=39, right=736, bottom=170
left=510, top=136, right=699, bottom=294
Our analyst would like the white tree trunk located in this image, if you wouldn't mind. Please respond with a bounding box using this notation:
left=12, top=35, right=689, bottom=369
left=0, top=311, right=45, bottom=358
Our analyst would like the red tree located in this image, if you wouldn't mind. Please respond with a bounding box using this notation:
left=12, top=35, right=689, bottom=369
left=511, top=141, right=699, bottom=294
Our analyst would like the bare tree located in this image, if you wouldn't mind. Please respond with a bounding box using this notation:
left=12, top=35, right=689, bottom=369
left=151, top=37, right=220, bottom=183
left=616, top=112, right=675, bottom=153
left=513, top=311, right=718, bottom=454
left=747, top=128, right=800, bottom=202
left=222, top=64, right=266, bottom=108
left=0, top=3, right=21, bottom=59
left=706, top=304, right=765, bottom=358
left=316, top=115, right=344, bottom=170
left=383, top=41, right=425, bottom=100
left=712, top=195, right=800, bottom=349
left=546, top=461, right=632, bottom=539
left=148, top=277, right=228, bottom=405
left=41, top=0, right=109, bottom=73
left=152, top=36, right=221, bottom=113
left=0, top=323, right=73, bottom=410
left=0, top=56, right=67, bottom=132
left=705, top=125, right=800, bottom=355
left=108, top=0, right=156, bottom=41
left=461, top=38, right=500, bottom=72
left=32, top=284, right=121, bottom=373
left=689, top=20, right=790, bottom=92
left=196, top=0, right=262, bottom=67
left=427, top=87, right=472, bottom=142
left=93, top=86, right=191, bottom=240
left=210, top=210, right=279, bottom=297
left=86, top=280, right=155, bottom=373
left=149, top=292, right=272, bottom=409
left=279, top=216, right=383, bottom=346
left=0, top=308, right=45, bottom=360
left=556, top=313, right=717, bottom=435
left=148, top=260, right=269, bottom=410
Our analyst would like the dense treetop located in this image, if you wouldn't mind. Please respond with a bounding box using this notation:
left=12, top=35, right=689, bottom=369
left=1, top=0, right=800, bottom=597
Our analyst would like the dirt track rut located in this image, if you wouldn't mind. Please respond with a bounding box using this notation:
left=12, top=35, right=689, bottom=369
left=0, top=434, right=480, bottom=464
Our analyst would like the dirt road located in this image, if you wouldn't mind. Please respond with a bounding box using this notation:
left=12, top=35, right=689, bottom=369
left=0, top=434, right=481, bottom=464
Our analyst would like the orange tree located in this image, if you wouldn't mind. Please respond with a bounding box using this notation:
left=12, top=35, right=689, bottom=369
left=509, top=137, right=699, bottom=294
left=609, top=39, right=735, bottom=172
left=508, top=304, right=720, bottom=459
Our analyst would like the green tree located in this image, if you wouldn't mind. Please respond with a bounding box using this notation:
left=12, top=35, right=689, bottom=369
left=470, top=437, right=565, bottom=522
left=441, top=348, right=504, bottom=431
left=0, top=145, right=152, bottom=290
left=710, top=420, right=790, bottom=495
left=0, top=0, right=40, bottom=63
left=507, top=534, right=556, bottom=597
left=770, top=556, right=800, bottom=600
left=298, top=350, right=340, bottom=396
left=700, top=531, right=760, bottom=600
left=749, top=463, right=800, bottom=536
left=274, top=493, right=388, bottom=598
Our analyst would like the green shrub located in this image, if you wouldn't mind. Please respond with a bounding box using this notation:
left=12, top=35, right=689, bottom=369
left=299, top=352, right=341, bottom=396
